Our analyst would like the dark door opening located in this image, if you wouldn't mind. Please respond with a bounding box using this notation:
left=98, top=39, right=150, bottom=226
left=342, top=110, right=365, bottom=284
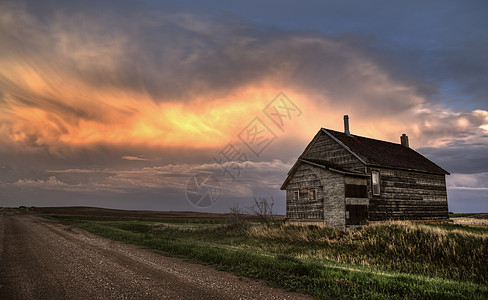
left=346, top=205, right=368, bottom=225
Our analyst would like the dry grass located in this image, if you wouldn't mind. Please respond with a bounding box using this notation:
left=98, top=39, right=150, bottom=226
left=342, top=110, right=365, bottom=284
left=452, top=217, right=488, bottom=226
left=244, top=220, right=488, bottom=283
left=246, top=223, right=344, bottom=243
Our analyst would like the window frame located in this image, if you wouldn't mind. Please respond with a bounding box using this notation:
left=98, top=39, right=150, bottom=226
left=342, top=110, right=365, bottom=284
left=309, top=188, right=317, bottom=201
left=293, top=190, right=300, bottom=201
left=371, top=170, right=381, bottom=196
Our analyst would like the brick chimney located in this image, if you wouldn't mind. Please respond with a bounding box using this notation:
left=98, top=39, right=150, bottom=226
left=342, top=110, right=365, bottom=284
left=401, top=133, right=409, bottom=148
left=344, top=115, right=351, bottom=136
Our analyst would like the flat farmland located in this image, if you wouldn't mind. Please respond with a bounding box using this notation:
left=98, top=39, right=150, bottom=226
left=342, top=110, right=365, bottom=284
left=2, top=207, right=488, bottom=299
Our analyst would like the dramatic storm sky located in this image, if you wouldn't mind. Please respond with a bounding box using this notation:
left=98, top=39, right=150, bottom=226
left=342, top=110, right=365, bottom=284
left=1, top=0, right=487, bottom=213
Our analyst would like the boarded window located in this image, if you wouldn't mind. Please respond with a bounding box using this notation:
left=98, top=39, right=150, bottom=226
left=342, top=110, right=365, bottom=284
left=372, top=171, right=380, bottom=196
left=346, top=205, right=368, bottom=225
left=345, top=184, right=368, bottom=198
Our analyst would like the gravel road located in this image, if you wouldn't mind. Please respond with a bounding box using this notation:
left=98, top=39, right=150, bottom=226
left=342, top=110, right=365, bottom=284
left=0, top=209, right=313, bottom=300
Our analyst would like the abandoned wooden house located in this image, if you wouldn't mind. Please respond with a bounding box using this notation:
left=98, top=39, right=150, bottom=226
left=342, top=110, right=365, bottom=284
left=281, top=115, right=449, bottom=228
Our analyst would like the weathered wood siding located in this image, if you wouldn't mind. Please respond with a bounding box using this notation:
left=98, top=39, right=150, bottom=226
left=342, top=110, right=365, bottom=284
left=285, top=164, right=324, bottom=221
left=301, top=132, right=364, bottom=172
left=367, top=167, right=448, bottom=220
left=284, top=163, right=346, bottom=228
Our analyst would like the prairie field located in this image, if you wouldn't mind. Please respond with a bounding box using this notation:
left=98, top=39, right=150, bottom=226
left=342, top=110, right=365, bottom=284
left=43, top=210, right=488, bottom=299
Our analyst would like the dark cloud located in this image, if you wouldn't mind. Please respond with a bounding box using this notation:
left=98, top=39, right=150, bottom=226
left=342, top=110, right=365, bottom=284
left=163, top=0, right=488, bottom=108
left=4, top=0, right=487, bottom=109
left=418, top=144, right=488, bottom=174
left=0, top=0, right=442, bottom=108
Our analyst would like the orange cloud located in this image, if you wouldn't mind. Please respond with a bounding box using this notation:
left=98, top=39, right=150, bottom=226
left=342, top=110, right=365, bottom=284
left=0, top=62, right=290, bottom=154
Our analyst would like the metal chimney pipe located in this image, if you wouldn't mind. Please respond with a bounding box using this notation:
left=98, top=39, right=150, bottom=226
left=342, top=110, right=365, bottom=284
left=344, top=115, right=351, bottom=136
left=401, top=133, right=409, bottom=148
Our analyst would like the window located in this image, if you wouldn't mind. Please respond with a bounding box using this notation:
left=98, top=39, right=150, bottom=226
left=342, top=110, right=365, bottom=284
left=310, top=189, right=317, bottom=200
left=293, top=190, right=299, bottom=201
left=372, top=171, right=380, bottom=196
left=345, top=184, right=368, bottom=198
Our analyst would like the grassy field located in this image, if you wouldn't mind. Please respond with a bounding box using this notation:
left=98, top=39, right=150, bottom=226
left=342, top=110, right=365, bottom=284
left=44, top=214, right=488, bottom=299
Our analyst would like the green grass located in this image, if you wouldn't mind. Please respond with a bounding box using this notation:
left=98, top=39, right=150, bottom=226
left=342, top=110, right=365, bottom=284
left=45, top=215, right=488, bottom=299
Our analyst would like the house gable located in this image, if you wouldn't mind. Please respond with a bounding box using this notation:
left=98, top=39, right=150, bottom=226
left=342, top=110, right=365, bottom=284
left=299, top=130, right=365, bottom=173
left=284, top=161, right=346, bottom=227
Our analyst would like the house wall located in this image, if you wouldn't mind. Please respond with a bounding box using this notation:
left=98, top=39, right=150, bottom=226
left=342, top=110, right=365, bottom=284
left=284, top=163, right=346, bottom=228
left=301, top=132, right=364, bottom=172
left=367, top=167, right=449, bottom=220
left=285, top=164, right=324, bottom=222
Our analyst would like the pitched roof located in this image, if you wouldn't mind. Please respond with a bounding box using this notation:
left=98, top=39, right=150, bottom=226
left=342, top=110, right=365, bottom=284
left=321, top=129, right=449, bottom=175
